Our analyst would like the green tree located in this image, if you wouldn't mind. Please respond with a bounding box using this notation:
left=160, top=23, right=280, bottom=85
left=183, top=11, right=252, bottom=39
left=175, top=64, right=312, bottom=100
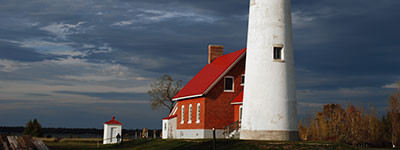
left=23, top=118, right=44, bottom=137
left=23, top=120, right=33, bottom=135
left=32, top=118, right=44, bottom=137
left=148, top=75, right=182, bottom=113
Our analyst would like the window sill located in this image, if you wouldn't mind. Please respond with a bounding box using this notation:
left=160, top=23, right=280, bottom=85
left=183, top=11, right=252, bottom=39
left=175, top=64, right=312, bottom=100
left=240, top=84, right=244, bottom=86
left=188, top=121, right=192, bottom=124
left=180, top=122, right=184, bottom=124
left=224, top=90, right=234, bottom=92
left=196, top=121, right=200, bottom=124
left=273, top=59, right=286, bottom=63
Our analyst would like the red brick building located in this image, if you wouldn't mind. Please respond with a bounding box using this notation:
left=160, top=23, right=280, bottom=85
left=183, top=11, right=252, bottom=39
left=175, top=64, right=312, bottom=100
left=162, top=45, right=245, bottom=139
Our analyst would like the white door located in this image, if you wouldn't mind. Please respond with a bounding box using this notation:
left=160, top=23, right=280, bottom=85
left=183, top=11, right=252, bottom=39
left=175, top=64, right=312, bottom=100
left=110, top=127, right=117, bottom=142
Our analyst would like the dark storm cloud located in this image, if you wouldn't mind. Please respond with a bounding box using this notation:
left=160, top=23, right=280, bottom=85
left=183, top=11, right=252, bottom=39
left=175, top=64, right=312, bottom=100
left=0, top=0, right=249, bottom=77
left=0, top=100, right=165, bottom=128
left=54, top=91, right=148, bottom=101
left=0, top=0, right=399, bottom=128
left=25, top=93, right=51, bottom=97
left=292, top=0, right=400, bottom=89
left=0, top=41, right=52, bottom=62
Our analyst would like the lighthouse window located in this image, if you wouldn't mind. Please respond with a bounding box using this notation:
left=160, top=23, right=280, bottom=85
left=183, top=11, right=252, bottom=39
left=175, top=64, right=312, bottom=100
left=224, top=76, right=234, bottom=92
left=273, top=46, right=283, bottom=60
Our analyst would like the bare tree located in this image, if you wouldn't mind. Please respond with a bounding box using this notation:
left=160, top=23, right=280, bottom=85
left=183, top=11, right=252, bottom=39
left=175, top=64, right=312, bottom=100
left=388, top=83, right=400, bottom=148
left=148, top=75, right=182, bottom=113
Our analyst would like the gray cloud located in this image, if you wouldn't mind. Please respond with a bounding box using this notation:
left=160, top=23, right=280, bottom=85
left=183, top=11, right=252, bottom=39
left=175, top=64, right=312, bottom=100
left=0, top=0, right=399, bottom=128
left=54, top=91, right=148, bottom=101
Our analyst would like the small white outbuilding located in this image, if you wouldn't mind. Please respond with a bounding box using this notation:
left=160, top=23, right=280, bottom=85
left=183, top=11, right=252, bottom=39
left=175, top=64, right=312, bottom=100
left=162, top=115, right=177, bottom=139
left=103, top=116, right=122, bottom=144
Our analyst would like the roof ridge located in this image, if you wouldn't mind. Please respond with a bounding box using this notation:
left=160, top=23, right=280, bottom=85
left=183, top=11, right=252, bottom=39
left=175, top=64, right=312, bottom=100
left=210, top=48, right=246, bottom=63
left=173, top=48, right=246, bottom=101
left=104, top=117, right=122, bottom=125
left=231, top=90, right=244, bottom=104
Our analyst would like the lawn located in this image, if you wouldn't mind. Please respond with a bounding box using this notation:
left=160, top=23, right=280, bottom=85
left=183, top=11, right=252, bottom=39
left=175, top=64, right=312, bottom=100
left=45, top=139, right=392, bottom=150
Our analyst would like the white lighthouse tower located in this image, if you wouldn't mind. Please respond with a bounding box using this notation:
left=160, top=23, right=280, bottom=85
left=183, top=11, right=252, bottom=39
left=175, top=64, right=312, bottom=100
left=240, top=0, right=298, bottom=140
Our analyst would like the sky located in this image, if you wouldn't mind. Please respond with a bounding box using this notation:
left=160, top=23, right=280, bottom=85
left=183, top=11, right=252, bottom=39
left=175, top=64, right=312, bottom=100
left=0, top=0, right=399, bottom=129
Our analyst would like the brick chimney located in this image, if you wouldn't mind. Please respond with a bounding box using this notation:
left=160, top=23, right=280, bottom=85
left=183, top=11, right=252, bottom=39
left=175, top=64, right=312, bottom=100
left=208, top=45, right=224, bottom=64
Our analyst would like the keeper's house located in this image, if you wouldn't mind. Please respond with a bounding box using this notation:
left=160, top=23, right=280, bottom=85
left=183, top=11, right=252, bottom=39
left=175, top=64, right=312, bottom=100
left=162, top=45, right=245, bottom=139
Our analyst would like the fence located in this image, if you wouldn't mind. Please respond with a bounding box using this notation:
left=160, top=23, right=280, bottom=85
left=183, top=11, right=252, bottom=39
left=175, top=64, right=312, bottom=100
left=0, top=135, right=49, bottom=150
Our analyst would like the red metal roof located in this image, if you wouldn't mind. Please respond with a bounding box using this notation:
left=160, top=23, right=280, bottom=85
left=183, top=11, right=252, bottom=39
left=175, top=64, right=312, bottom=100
left=162, top=115, right=178, bottom=120
left=231, top=91, right=243, bottom=105
left=173, top=48, right=246, bottom=100
left=104, top=116, right=122, bottom=125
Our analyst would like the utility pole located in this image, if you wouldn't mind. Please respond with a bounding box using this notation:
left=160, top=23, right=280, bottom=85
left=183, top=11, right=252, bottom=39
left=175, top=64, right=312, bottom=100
left=213, top=127, right=216, bottom=150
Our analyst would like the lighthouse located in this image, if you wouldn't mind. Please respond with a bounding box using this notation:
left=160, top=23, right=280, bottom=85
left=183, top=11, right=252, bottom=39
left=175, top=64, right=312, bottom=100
left=240, top=0, right=298, bottom=141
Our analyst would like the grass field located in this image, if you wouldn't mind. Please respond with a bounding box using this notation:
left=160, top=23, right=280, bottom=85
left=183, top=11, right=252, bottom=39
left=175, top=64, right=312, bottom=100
left=44, top=138, right=394, bottom=150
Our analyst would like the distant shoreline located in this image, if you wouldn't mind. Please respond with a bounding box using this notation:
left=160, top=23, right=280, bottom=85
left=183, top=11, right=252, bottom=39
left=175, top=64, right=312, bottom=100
left=0, top=126, right=161, bottom=138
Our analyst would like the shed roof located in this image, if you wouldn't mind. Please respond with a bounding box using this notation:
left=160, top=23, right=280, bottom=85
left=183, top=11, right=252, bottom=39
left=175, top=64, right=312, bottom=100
left=162, top=115, right=178, bottom=120
left=104, top=116, right=122, bottom=125
left=231, top=91, right=243, bottom=105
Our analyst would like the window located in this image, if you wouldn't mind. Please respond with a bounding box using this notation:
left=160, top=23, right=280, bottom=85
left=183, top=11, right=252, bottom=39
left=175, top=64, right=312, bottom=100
left=188, top=104, right=192, bottom=124
left=239, top=106, right=243, bottom=122
left=224, top=76, right=234, bottom=92
left=164, top=123, right=167, bottom=131
left=241, top=74, right=245, bottom=86
left=273, top=45, right=284, bottom=61
left=181, top=105, right=184, bottom=124
left=196, top=103, right=200, bottom=123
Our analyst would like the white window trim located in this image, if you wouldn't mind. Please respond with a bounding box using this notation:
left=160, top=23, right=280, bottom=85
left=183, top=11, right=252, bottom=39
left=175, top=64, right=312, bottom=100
left=181, top=105, right=184, bottom=124
left=172, top=106, right=178, bottom=115
left=196, top=103, right=200, bottom=124
left=224, top=76, right=235, bottom=92
left=240, top=74, right=245, bottom=86
left=188, top=104, right=192, bottom=124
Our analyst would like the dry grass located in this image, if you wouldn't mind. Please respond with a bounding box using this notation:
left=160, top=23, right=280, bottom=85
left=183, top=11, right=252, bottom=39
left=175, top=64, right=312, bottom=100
left=43, top=138, right=389, bottom=150
left=58, top=138, right=102, bottom=143
left=36, top=137, right=58, bottom=143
